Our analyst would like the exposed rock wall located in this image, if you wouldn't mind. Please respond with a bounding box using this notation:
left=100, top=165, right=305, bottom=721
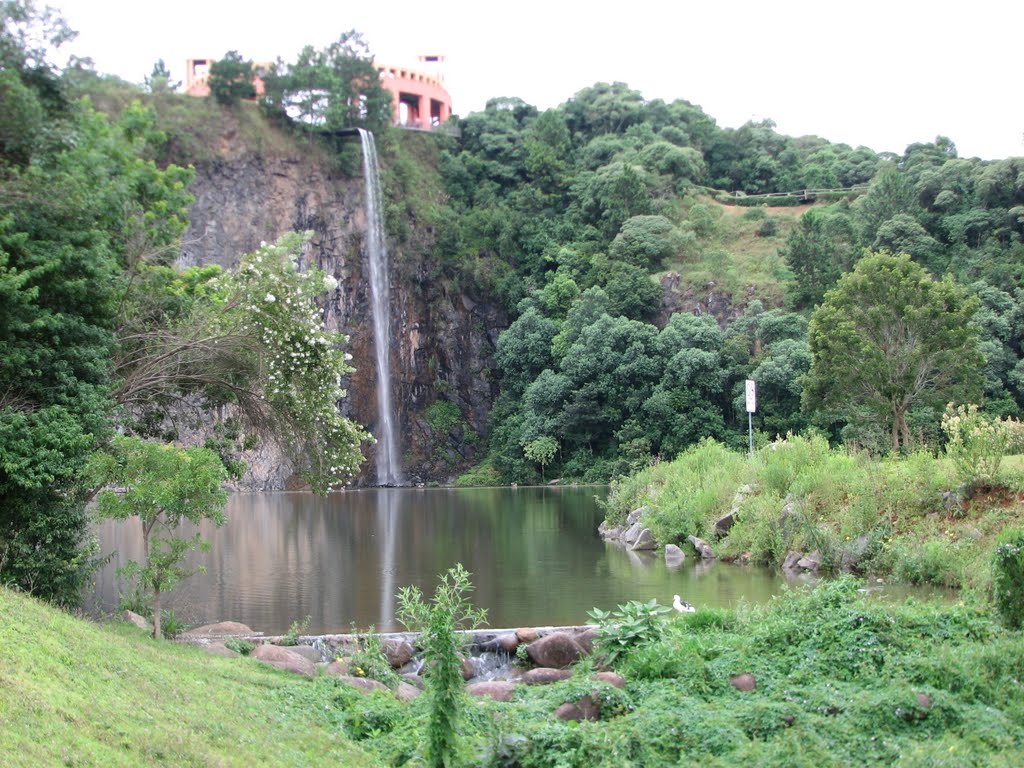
left=176, top=125, right=503, bottom=487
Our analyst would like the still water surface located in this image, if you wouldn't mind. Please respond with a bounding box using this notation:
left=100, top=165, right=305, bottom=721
left=93, top=486, right=840, bottom=635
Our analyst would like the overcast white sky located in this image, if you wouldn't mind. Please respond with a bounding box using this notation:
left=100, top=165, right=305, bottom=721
left=53, top=0, right=1023, bottom=160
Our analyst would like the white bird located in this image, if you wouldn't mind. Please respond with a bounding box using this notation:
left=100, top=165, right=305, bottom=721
left=673, top=595, right=696, bottom=613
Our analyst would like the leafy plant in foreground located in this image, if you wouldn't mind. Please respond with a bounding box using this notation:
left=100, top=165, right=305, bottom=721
left=280, top=615, right=311, bottom=646
left=225, top=638, right=256, bottom=655
left=588, top=598, right=672, bottom=666
left=994, top=528, right=1024, bottom=629
left=397, top=564, right=487, bottom=768
left=347, top=625, right=399, bottom=688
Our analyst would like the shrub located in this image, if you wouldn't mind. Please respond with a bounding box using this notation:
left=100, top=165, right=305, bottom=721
left=397, top=564, right=487, bottom=768
left=280, top=615, right=310, bottom=646
left=719, top=491, right=786, bottom=565
left=756, top=217, right=779, bottom=237
left=347, top=628, right=399, bottom=688
left=454, top=460, right=502, bottom=487
left=588, top=598, right=672, bottom=667
left=942, top=403, right=1022, bottom=488
left=159, top=609, right=187, bottom=639
left=424, top=400, right=463, bottom=435
left=882, top=537, right=966, bottom=587
left=755, top=433, right=832, bottom=497
left=225, top=638, right=256, bottom=655
left=994, top=528, right=1024, bottom=629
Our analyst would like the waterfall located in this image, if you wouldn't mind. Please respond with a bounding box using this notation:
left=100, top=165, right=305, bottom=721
left=358, top=128, right=402, bottom=486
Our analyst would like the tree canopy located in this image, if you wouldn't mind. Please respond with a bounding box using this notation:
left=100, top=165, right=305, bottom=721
left=805, top=251, right=982, bottom=452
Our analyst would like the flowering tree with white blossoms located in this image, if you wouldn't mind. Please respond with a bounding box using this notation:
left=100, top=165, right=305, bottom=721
left=114, top=231, right=370, bottom=491
left=217, top=232, right=370, bottom=490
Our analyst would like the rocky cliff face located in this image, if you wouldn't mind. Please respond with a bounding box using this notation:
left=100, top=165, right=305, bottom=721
left=176, top=118, right=503, bottom=487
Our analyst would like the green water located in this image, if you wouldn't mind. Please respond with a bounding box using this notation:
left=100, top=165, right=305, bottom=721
left=92, top=486, right=929, bottom=635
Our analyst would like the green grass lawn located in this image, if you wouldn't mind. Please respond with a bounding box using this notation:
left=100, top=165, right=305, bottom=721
left=0, top=587, right=377, bottom=767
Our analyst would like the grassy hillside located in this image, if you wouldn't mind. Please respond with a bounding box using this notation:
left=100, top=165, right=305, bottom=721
left=660, top=199, right=811, bottom=304
left=604, top=436, right=1024, bottom=592
left=0, top=588, right=376, bottom=767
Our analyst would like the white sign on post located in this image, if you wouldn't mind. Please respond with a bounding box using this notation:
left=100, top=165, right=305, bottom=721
left=745, top=379, right=757, bottom=413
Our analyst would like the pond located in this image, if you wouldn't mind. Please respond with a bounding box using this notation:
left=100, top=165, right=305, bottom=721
left=90, top=486, right=909, bottom=635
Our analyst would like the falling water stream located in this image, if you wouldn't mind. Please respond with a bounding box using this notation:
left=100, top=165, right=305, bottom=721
left=358, top=129, right=402, bottom=486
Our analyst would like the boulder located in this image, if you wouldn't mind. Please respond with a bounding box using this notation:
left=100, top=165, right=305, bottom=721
left=622, top=522, right=644, bottom=545
left=592, top=671, right=626, bottom=689
left=496, top=633, right=520, bottom=654
left=325, top=659, right=350, bottom=677
left=400, top=673, right=424, bottom=689
left=839, top=535, right=871, bottom=571
left=460, top=653, right=476, bottom=681
left=730, top=673, right=757, bottom=692
left=284, top=644, right=323, bottom=663
left=122, top=610, right=151, bottom=631
left=466, top=681, right=516, bottom=701
left=554, top=695, right=600, bottom=721
left=664, top=544, right=685, bottom=565
left=626, top=507, right=646, bottom=526
left=184, top=621, right=253, bottom=637
left=201, top=641, right=240, bottom=658
left=598, top=520, right=623, bottom=540
left=631, top=528, right=657, bottom=551
left=395, top=682, right=422, bottom=702
left=796, top=551, right=822, bottom=571
left=383, top=639, right=414, bottom=668
left=687, top=535, right=716, bottom=560
left=573, top=628, right=600, bottom=655
left=526, top=632, right=585, bottom=668
left=335, top=676, right=390, bottom=695
left=251, top=644, right=316, bottom=677
left=522, top=668, right=573, bottom=685
left=781, top=551, right=803, bottom=571
left=516, top=627, right=539, bottom=643
left=714, top=510, right=737, bottom=538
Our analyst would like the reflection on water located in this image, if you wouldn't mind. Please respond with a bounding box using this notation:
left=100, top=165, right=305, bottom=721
left=90, top=487, right=927, bottom=635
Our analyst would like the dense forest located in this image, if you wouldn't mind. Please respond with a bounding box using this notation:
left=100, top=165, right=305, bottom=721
left=434, top=89, right=1024, bottom=483
left=2, top=0, right=1024, bottom=602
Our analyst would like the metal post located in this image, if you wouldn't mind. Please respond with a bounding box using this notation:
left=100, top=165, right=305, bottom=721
left=745, top=379, right=756, bottom=458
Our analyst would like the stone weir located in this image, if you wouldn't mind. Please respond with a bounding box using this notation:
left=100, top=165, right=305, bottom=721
left=179, top=621, right=600, bottom=685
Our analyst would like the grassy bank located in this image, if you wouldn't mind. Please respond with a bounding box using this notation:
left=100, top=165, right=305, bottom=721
left=5, top=574, right=1024, bottom=766
left=478, top=581, right=1024, bottom=767
left=603, top=435, right=1024, bottom=593
left=319, top=579, right=1024, bottom=766
left=0, top=587, right=375, bottom=767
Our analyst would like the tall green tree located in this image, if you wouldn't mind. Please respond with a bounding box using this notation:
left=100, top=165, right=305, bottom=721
left=805, top=251, right=982, bottom=452
left=0, top=3, right=194, bottom=603
left=782, top=207, right=856, bottom=308
left=89, top=437, right=228, bottom=639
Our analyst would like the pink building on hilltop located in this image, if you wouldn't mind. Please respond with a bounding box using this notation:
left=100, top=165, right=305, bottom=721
left=184, top=54, right=453, bottom=128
